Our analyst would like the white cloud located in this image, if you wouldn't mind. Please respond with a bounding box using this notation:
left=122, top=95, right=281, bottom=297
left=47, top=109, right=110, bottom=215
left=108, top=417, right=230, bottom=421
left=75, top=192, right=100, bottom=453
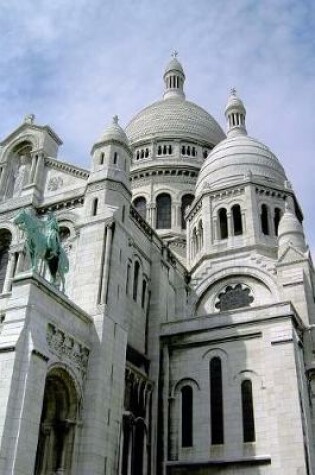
left=1, top=0, right=315, bottom=245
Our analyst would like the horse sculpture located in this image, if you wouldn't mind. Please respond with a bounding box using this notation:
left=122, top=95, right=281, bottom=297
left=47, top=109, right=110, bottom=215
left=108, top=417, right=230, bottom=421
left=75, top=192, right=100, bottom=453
left=13, top=209, right=69, bottom=292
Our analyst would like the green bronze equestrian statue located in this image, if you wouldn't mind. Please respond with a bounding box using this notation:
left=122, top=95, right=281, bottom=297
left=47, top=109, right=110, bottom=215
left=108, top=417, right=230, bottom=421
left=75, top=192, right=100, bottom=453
left=13, top=209, right=69, bottom=292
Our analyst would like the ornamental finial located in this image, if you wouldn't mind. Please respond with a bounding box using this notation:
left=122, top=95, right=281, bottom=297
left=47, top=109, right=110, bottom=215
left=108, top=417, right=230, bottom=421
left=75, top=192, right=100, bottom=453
left=113, top=115, right=119, bottom=124
left=230, top=87, right=237, bottom=96
left=24, top=113, right=35, bottom=124
left=171, top=50, right=178, bottom=59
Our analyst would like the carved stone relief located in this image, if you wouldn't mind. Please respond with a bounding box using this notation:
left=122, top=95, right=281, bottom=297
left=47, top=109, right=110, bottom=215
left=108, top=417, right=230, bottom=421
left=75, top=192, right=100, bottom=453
left=48, top=176, right=63, bottom=191
left=46, top=323, right=89, bottom=376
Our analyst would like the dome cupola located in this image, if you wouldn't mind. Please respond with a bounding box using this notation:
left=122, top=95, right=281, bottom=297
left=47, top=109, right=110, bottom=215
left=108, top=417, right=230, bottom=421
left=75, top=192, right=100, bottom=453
left=97, top=115, right=129, bottom=146
left=163, top=52, right=185, bottom=100
left=195, top=91, right=287, bottom=195
left=225, top=88, right=247, bottom=138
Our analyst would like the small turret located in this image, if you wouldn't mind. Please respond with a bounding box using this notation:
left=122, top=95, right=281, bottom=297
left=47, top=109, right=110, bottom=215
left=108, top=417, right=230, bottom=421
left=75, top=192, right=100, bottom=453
left=90, top=116, right=131, bottom=190
left=277, top=201, right=306, bottom=257
left=163, top=52, right=185, bottom=100
left=225, top=89, right=247, bottom=138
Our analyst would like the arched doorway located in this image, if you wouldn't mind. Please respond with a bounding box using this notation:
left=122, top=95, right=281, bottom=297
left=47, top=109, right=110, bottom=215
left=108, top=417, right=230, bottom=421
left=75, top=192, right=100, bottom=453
left=34, top=368, right=79, bottom=475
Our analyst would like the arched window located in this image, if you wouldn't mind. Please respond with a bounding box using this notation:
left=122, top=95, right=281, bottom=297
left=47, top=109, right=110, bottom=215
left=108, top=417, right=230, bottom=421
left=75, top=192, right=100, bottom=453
left=133, top=261, right=140, bottom=301
left=261, top=204, right=269, bottom=235
left=274, top=207, right=282, bottom=236
left=134, top=197, right=147, bottom=220
left=156, top=194, right=171, bottom=229
left=126, top=262, right=131, bottom=294
left=136, top=151, right=140, bottom=160
left=140, top=149, right=144, bottom=159
left=182, top=145, right=186, bottom=155
left=232, top=204, right=243, bottom=235
left=145, top=148, right=149, bottom=158
left=0, top=229, right=12, bottom=293
left=163, top=145, right=167, bottom=155
left=59, top=226, right=70, bottom=243
left=141, top=279, right=147, bottom=309
left=92, top=198, right=98, bottom=216
left=113, top=152, right=118, bottom=165
left=218, top=208, right=228, bottom=239
left=168, top=145, right=172, bottom=154
left=181, top=386, right=193, bottom=447
left=157, top=146, right=162, bottom=155
left=100, top=152, right=105, bottom=165
left=34, top=368, right=78, bottom=475
left=241, top=380, right=255, bottom=442
left=187, top=146, right=191, bottom=156
left=203, top=149, right=208, bottom=159
left=181, top=194, right=194, bottom=229
left=210, top=357, right=224, bottom=444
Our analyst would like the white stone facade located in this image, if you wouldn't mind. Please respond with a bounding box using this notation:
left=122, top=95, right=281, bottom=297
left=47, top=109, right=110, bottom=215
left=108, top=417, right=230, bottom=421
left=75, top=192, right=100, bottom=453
left=0, top=57, right=314, bottom=475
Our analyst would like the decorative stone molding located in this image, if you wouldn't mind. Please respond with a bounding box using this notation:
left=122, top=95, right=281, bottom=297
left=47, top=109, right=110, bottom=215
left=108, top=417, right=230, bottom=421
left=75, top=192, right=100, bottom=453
left=45, top=157, right=89, bottom=179
left=255, top=187, right=286, bottom=200
left=37, top=196, right=84, bottom=214
left=46, top=323, right=89, bottom=376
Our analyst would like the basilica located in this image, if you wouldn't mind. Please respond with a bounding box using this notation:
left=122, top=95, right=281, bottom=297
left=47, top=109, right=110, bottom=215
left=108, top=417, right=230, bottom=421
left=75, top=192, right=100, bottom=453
left=0, top=55, right=314, bottom=475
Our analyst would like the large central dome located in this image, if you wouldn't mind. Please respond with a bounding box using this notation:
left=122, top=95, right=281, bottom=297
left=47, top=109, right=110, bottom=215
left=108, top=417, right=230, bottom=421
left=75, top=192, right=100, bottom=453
left=126, top=55, right=225, bottom=147
left=126, top=97, right=225, bottom=146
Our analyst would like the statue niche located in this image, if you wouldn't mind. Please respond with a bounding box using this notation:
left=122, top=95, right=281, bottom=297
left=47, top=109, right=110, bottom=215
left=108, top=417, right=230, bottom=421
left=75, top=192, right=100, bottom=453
left=5, top=142, right=32, bottom=199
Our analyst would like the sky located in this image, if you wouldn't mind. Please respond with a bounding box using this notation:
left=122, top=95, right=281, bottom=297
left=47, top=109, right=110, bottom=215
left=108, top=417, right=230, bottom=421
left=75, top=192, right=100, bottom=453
left=1, top=0, right=315, bottom=249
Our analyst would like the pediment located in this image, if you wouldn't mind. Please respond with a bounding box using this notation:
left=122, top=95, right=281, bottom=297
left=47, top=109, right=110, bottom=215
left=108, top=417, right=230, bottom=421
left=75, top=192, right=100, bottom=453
left=277, top=245, right=306, bottom=265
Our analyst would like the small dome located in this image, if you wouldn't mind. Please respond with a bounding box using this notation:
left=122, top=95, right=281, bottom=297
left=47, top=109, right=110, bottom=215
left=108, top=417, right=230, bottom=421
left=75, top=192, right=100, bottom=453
left=98, top=116, right=129, bottom=145
left=195, top=134, right=287, bottom=195
left=225, top=89, right=246, bottom=115
left=126, top=98, right=225, bottom=146
left=278, top=203, right=306, bottom=252
left=164, top=57, right=184, bottom=76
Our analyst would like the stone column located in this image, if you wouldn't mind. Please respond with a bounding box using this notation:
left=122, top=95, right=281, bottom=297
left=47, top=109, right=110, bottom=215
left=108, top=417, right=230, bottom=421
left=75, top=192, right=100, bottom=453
left=16, top=250, right=26, bottom=274
left=227, top=212, right=232, bottom=238
left=241, top=209, right=246, bottom=234
left=151, top=205, right=156, bottom=229
left=0, top=163, right=8, bottom=198
left=100, top=223, right=113, bottom=304
left=3, top=252, right=16, bottom=293
left=3, top=252, right=17, bottom=293
left=29, top=153, right=38, bottom=184
left=213, top=217, right=218, bottom=241
left=33, top=152, right=44, bottom=186
left=171, top=203, right=177, bottom=229
left=162, top=345, right=170, bottom=475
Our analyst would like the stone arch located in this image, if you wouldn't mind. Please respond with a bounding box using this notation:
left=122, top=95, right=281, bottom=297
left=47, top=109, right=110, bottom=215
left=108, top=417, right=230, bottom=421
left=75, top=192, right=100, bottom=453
left=1, top=133, right=38, bottom=163
left=172, top=377, right=200, bottom=398
left=34, top=366, right=80, bottom=475
left=2, top=139, right=35, bottom=198
left=193, top=265, right=279, bottom=316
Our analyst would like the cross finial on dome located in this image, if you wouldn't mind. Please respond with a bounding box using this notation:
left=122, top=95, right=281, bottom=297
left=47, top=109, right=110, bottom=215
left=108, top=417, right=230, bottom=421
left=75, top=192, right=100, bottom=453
left=113, top=115, right=119, bottom=125
left=230, top=87, right=237, bottom=96
left=171, top=50, right=178, bottom=58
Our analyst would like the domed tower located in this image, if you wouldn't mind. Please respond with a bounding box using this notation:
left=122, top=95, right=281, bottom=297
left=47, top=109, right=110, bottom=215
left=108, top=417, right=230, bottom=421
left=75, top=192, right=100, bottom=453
left=87, top=116, right=132, bottom=217
left=126, top=54, right=225, bottom=261
left=187, top=89, right=308, bottom=314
